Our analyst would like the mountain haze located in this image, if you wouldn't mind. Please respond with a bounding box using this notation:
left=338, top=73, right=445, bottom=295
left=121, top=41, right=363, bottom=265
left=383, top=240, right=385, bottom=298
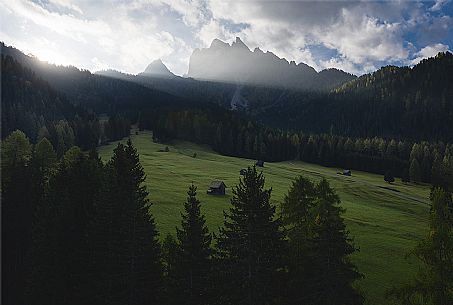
left=0, top=42, right=188, bottom=111
left=187, top=37, right=356, bottom=91
left=141, top=59, right=175, bottom=78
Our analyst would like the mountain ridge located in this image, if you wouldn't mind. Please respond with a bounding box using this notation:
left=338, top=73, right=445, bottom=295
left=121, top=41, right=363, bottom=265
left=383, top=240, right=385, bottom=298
left=141, top=59, right=175, bottom=78
left=187, top=37, right=356, bottom=91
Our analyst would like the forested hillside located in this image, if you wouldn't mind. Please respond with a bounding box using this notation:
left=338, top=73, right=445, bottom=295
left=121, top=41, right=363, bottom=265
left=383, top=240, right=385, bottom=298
left=2, top=41, right=452, bottom=305
left=1, top=55, right=100, bottom=152
left=2, top=55, right=139, bottom=150
left=3, top=42, right=452, bottom=143
left=142, top=106, right=453, bottom=186
left=262, top=52, right=453, bottom=141
left=2, top=42, right=453, bottom=185
left=0, top=42, right=190, bottom=112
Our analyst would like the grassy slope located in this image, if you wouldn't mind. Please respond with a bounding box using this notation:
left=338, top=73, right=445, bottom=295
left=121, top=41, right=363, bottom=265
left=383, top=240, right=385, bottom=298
left=98, top=130, right=430, bottom=305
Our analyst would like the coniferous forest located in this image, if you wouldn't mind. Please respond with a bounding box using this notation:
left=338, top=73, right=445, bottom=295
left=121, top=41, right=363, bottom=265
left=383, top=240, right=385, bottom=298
left=1, top=21, right=453, bottom=305
left=2, top=130, right=366, bottom=305
left=2, top=129, right=452, bottom=305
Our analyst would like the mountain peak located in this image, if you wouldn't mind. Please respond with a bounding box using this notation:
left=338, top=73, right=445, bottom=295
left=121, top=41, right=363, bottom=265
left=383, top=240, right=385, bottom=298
left=210, top=38, right=228, bottom=49
left=142, top=59, right=174, bottom=77
left=232, top=37, right=249, bottom=50
left=187, top=37, right=355, bottom=90
left=254, top=47, right=263, bottom=53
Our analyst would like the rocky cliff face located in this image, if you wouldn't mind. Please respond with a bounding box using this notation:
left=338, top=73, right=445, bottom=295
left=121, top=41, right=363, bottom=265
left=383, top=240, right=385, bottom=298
left=187, top=37, right=355, bottom=90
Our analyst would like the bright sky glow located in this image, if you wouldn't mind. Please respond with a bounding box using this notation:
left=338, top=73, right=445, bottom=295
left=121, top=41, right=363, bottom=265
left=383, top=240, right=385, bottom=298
left=1, top=0, right=452, bottom=75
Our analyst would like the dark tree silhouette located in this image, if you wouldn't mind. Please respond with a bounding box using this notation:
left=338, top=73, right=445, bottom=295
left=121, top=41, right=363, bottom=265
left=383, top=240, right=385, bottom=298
left=215, top=167, right=287, bottom=305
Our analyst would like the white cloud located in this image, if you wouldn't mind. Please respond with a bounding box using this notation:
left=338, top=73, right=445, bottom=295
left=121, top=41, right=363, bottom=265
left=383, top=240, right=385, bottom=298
left=430, top=0, right=451, bottom=12
left=1, top=1, right=110, bottom=43
left=0, top=0, right=193, bottom=75
left=411, top=43, right=450, bottom=65
left=317, top=8, right=408, bottom=66
left=197, top=19, right=236, bottom=46
left=204, top=0, right=414, bottom=74
left=0, top=0, right=451, bottom=76
left=48, top=0, right=83, bottom=14
left=158, top=0, right=210, bottom=27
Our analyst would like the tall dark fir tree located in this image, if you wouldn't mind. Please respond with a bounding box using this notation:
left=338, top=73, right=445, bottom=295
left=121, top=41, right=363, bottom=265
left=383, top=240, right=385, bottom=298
left=90, top=139, right=163, bottom=305
left=1, top=130, right=33, bottom=305
left=31, top=146, right=104, bottom=305
left=307, top=179, right=363, bottom=305
left=215, top=166, right=287, bottom=305
left=168, top=184, right=212, bottom=305
left=280, top=175, right=317, bottom=305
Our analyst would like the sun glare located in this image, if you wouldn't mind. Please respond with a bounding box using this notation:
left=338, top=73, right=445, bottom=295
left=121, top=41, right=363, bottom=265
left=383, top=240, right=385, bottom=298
left=33, top=48, right=71, bottom=67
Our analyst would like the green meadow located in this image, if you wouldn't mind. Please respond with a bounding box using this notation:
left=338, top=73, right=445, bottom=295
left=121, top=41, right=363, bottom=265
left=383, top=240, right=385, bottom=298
left=98, top=130, right=430, bottom=305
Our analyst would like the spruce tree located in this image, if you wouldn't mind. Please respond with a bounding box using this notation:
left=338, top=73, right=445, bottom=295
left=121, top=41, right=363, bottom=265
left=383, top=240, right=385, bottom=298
left=410, top=159, right=422, bottom=183
left=215, top=166, right=287, bottom=305
left=169, top=184, right=212, bottom=305
left=1, top=130, right=33, bottom=305
left=281, top=176, right=317, bottom=304
left=28, top=138, right=58, bottom=305
left=31, top=147, right=104, bottom=305
left=307, top=179, right=363, bottom=305
left=390, top=188, right=453, bottom=305
left=91, top=139, right=163, bottom=305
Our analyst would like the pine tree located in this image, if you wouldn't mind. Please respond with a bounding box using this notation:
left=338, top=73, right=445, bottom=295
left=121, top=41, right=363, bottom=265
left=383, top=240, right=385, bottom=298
left=281, top=176, right=317, bottom=304
left=306, top=179, right=363, bottom=305
left=169, top=184, right=212, bottom=305
left=281, top=175, right=317, bottom=233
left=410, top=158, right=422, bottom=183
left=91, top=139, right=163, bottom=305
left=33, top=137, right=57, bottom=177
left=215, top=166, right=287, bottom=305
left=31, top=147, right=104, bottom=305
left=1, top=130, right=33, bottom=305
left=390, top=188, right=453, bottom=305
left=28, top=138, right=58, bottom=305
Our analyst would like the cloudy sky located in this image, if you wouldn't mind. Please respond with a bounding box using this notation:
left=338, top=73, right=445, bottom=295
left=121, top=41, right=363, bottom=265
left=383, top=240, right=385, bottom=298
left=1, top=0, right=452, bottom=75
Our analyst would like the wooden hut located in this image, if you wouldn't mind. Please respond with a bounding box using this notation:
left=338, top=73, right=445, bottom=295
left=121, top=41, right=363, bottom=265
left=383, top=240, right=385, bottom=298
left=207, top=181, right=226, bottom=195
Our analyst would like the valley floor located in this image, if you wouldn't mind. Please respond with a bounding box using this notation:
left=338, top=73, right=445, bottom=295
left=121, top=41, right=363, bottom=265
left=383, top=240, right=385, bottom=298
left=98, top=130, right=430, bottom=305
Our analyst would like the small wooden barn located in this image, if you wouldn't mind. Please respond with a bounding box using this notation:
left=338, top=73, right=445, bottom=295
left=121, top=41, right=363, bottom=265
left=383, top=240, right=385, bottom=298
left=343, top=169, right=352, bottom=176
left=255, top=160, right=264, bottom=167
left=207, top=181, right=227, bottom=195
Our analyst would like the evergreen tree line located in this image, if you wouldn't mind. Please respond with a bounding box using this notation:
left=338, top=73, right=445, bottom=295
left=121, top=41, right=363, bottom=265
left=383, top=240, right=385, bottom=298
left=261, top=52, right=453, bottom=142
left=1, top=55, right=132, bottom=155
left=141, top=108, right=453, bottom=185
left=100, top=50, right=453, bottom=143
left=2, top=130, right=363, bottom=305
left=3, top=43, right=452, bottom=144
left=2, top=130, right=161, bottom=305
left=102, top=113, right=132, bottom=143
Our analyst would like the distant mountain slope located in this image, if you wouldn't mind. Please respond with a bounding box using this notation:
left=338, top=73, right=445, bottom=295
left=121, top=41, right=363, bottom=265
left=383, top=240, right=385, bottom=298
left=187, top=37, right=356, bottom=91
left=0, top=42, right=189, bottom=112
left=140, top=59, right=175, bottom=78
left=3, top=41, right=451, bottom=142
left=1, top=54, right=103, bottom=150
left=1, top=54, right=72, bottom=139
left=261, top=52, right=453, bottom=141
left=334, top=52, right=453, bottom=100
